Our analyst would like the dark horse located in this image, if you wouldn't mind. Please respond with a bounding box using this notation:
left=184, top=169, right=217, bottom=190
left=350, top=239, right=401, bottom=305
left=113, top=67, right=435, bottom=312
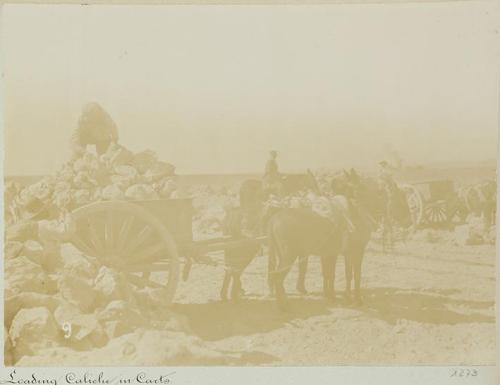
left=269, top=169, right=412, bottom=308
left=240, top=169, right=320, bottom=208
left=266, top=197, right=350, bottom=309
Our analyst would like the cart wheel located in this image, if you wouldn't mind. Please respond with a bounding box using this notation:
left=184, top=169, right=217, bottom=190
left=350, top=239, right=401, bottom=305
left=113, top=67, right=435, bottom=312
left=424, top=200, right=448, bottom=225
left=400, top=184, right=423, bottom=227
left=69, top=200, right=179, bottom=305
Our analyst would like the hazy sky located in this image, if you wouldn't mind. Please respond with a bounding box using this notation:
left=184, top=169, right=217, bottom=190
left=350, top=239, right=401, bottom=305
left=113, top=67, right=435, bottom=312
left=2, top=2, right=499, bottom=175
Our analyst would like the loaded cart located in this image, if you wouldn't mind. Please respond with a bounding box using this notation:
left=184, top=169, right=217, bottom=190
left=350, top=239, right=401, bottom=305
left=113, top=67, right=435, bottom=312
left=401, top=179, right=466, bottom=228
left=68, top=199, right=267, bottom=305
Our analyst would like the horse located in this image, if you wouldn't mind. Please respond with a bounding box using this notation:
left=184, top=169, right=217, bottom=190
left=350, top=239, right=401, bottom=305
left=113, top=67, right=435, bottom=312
left=240, top=169, right=320, bottom=206
left=286, top=169, right=412, bottom=306
left=266, top=196, right=351, bottom=309
left=219, top=206, right=262, bottom=302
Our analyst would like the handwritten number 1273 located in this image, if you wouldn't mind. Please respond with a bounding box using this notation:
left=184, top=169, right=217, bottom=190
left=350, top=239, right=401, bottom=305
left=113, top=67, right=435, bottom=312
left=451, top=369, right=478, bottom=377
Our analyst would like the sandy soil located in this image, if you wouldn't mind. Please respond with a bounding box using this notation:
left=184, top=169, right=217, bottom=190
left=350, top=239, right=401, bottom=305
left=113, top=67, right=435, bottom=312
left=173, top=237, right=496, bottom=365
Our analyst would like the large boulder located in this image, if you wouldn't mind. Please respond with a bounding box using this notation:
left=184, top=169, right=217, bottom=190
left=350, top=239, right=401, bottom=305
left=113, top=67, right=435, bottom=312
left=5, top=293, right=61, bottom=329
left=5, top=241, right=24, bottom=260
left=4, top=326, right=14, bottom=366
left=125, top=184, right=159, bottom=200
left=101, top=184, right=125, bottom=200
left=93, top=267, right=135, bottom=307
left=97, top=300, right=148, bottom=339
left=58, top=273, right=97, bottom=313
left=454, top=223, right=485, bottom=246
left=5, top=220, right=39, bottom=242
left=53, top=302, right=107, bottom=349
left=22, top=240, right=45, bottom=265
left=60, top=243, right=99, bottom=279
left=5, top=256, right=49, bottom=298
left=100, top=143, right=134, bottom=168
left=131, top=150, right=158, bottom=174
left=9, top=307, right=61, bottom=362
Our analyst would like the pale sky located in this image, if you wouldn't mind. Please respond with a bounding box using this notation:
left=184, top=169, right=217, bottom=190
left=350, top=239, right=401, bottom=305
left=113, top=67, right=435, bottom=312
left=2, top=2, right=499, bottom=175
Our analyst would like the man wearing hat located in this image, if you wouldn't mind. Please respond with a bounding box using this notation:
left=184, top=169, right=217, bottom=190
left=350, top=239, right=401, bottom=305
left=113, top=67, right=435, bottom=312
left=378, top=160, right=396, bottom=195
left=71, top=102, right=119, bottom=157
left=263, top=150, right=282, bottom=196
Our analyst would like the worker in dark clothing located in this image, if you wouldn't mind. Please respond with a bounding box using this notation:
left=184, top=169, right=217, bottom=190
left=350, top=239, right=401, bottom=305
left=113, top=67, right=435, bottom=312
left=71, top=102, right=119, bottom=157
left=378, top=160, right=397, bottom=196
left=263, top=150, right=282, bottom=196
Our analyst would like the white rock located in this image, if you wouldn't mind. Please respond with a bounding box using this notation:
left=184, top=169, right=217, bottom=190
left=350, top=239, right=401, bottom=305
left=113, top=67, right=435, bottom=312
left=58, top=273, right=97, bottom=312
left=60, top=243, right=98, bottom=279
left=54, top=302, right=107, bottom=347
left=125, top=184, right=159, bottom=200
left=9, top=307, right=60, bottom=361
left=5, top=256, right=49, bottom=298
left=5, top=241, right=24, bottom=259
left=94, top=267, right=134, bottom=305
left=22, top=240, right=44, bottom=264
left=101, top=184, right=125, bottom=200
left=4, top=293, right=61, bottom=329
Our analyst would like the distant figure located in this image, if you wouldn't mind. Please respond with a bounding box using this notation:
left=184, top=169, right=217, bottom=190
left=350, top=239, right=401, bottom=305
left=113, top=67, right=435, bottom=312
left=263, top=150, right=282, bottom=196
left=378, top=160, right=396, bottom=195
left=71, top=102, right=119, bottom=157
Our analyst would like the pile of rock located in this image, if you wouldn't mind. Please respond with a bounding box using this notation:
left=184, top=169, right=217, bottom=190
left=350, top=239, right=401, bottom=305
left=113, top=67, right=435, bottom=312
left=4, top=145, right=239, bottom=365
left=4, top=228, right=230, bottom=365
left=10, top=144, right=177, bottom=222
left=190, top=186, right=239, bottom=240
left=453, top=216, right=496, bottom=246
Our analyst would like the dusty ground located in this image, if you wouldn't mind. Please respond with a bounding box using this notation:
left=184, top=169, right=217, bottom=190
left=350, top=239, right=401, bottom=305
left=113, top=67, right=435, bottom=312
left=173, top=237, right=496, bottom=365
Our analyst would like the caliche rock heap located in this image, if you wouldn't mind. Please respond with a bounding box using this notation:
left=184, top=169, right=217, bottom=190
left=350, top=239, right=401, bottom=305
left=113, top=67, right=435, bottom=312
left=10, top=144, right=177, bottom=222
left=4, top=144, right=236, bottom=365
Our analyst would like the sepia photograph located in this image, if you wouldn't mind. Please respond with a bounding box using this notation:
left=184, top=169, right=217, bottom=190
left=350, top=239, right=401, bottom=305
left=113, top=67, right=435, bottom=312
left=2, top=1, right=498, bottom=369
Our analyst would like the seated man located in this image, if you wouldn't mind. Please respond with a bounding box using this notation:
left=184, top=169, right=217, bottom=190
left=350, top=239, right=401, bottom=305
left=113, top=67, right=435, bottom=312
left=71, top=102, right=119, bottom=157
left=263, top=150, right=283, bottom=196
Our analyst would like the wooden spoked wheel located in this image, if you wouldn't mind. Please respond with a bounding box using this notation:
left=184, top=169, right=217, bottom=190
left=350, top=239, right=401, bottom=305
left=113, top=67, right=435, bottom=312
left=400, top=184, right=424, bottom=227
left=423, top=200, right=448, bottom=225
left=69, top=201, right=180, bottom=305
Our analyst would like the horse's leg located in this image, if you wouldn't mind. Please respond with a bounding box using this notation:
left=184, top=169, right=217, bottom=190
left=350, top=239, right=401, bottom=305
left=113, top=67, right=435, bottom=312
left=220, top=269, right=231, bottom=301
left=330, top=254, right=338, bottom=301
left=273, top=245, right=294, bottom=311
left=320, top=255, right=336, bottom=300
left=231, top=272, right=242, bottom=303
left=353, top=249, right=364, bottom=306
left=344, top=253, right=353, bottom=303
left=381, top=218, right=387, bottom=254
left=320, top=256, right=330, bottom=298
left=268, top=245, right=277, bottom=297
left=296, top=255, right=308, bottom=294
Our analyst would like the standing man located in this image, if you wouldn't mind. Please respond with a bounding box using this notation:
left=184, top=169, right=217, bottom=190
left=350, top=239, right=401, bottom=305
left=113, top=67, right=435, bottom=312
left=378, top=160, right=396, bottom=193
left=71, top=102, right=119, bottom=157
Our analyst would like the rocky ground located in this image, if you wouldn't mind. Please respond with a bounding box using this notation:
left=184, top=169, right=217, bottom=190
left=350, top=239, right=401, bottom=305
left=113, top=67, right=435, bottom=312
left=6, top=228, right=495, bottom=366
left=4, top=150, right=496, bottom=366
left=173, top=235, right=496, bottom=365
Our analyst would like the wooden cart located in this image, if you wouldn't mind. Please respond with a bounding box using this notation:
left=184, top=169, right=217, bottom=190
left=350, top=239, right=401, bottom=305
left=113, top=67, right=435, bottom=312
left=401, top=179, right=466, bottom=228
left=68, top=199, right=266, bottom=305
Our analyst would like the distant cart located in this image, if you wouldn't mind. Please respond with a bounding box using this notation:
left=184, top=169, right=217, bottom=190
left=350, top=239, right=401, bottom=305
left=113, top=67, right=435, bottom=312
left=400, top=179, right=467, bottom=228
left=69, top=199, right=266, bottom=306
